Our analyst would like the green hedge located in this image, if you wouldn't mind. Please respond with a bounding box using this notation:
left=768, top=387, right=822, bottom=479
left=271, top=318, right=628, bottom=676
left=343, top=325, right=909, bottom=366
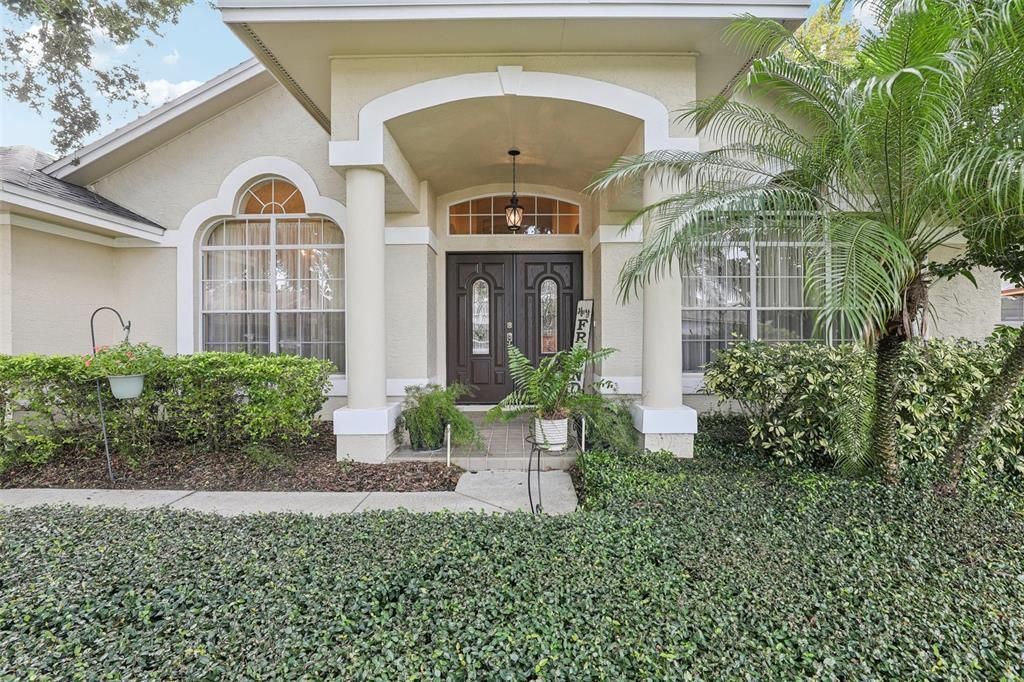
left=0, top=352, right=331, bottom=470
left=4, top=451, right=1024, bottom=678
left=703, top=330, right=1024, bottom=484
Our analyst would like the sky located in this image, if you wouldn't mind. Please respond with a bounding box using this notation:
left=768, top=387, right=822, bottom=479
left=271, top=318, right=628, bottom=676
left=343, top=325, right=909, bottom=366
left=0, top=0, right=850, bottom=159
left=0, top=3, right=251, bottom=157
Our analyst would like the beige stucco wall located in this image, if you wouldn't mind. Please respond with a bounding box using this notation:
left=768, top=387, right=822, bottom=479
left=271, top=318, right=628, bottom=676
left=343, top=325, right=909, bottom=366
left=0, top=217, right=12, bottom=354
left=6, top=227, right=178, bottom=356
left=91, top=85, right=345, bottom=231
left=330, top=54, right=697, bottom=141
left=386, top=244, right=435, bottom=382
left=929, top=245, right=1002, bottom=340
left=113, top=247, right=177, bottom=350
left=10, top=227, right=118, bottom=354
left=592, top=242, right=643, bottom=380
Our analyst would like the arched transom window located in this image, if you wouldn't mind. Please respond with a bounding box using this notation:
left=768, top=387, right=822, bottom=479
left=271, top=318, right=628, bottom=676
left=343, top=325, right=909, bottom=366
left=449, top=195, right=580, bottom=235
left=200, top=178, right=345, bottom=371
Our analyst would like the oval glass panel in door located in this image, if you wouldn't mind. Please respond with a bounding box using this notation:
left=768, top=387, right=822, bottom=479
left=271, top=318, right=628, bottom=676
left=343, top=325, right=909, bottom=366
left=471, top=279, right=490, bottom=355
left=540, top=278, right=558, bottom=354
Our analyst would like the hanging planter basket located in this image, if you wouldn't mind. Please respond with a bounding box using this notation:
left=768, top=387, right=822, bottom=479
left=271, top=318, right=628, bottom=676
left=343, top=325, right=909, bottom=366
left=107, top=374, right=145, bottom=400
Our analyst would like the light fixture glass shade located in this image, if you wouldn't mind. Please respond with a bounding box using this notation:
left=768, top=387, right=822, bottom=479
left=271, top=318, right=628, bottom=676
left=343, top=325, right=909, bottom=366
left=505, top=200, right=524, bottom=230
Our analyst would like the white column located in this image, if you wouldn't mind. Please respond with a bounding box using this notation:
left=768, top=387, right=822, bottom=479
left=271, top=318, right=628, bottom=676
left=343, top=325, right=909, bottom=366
left=641, top=176, right=684, bottom=408
left=631, top=175, right=697, bottom=456
left=345, top=167, right=387, bottom=409
left=333, top=167, right=400, bottom=462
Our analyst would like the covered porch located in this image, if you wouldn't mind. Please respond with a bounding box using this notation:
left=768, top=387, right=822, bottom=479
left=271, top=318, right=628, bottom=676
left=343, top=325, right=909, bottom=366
left=328, top=76, right=698, bottom=463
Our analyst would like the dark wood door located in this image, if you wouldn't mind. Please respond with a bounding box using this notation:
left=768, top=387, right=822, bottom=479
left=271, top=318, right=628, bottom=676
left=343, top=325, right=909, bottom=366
left=447, top=253, right=515, bottom=403
left=447, top=252, right=583, bottom=403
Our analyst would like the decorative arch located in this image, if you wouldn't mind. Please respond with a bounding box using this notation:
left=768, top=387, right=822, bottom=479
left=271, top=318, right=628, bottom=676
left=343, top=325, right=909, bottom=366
left=169, top=156, right=346, bottom=356
left=329, top=67, right=698, bottom=168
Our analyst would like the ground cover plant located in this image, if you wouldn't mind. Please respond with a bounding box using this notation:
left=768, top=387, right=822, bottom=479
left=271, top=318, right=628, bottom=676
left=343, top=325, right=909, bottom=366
left=3, top=437, right=1023, bottom=679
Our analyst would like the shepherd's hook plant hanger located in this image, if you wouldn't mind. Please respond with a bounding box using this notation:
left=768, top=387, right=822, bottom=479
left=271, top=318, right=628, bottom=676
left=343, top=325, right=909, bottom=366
left=90, top=306, right=131, bottom=483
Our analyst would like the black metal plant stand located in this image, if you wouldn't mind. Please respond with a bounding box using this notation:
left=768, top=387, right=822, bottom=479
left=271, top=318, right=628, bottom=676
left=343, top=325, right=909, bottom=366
left=90, top=307, right=131, bottom=483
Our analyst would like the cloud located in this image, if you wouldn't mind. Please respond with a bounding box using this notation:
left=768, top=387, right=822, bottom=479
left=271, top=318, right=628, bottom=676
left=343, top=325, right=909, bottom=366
left=852, top=2, right=879, bottom=33
left=144, top=79, right=201, bottom=107
left=23, top=25, right=44, bottom=67
left=162, top=49, right=180, bottom=65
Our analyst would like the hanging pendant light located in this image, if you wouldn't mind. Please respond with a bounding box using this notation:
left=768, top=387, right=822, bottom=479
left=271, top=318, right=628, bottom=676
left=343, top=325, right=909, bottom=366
left=504, top=149, right=524, bottom=232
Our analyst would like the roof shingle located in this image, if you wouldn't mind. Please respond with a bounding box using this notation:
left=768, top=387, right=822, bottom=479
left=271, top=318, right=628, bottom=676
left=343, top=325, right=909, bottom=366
left=0, top=145, right=163, bottom=230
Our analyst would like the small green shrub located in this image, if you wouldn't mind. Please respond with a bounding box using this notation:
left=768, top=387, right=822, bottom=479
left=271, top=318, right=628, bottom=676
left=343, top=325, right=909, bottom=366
left=704, top=331, right=1024, bottom=486
left=396, top=384, right=479, bottom=450
left=578, top=395, right=637, bottom=454
left=0, top=352, right=332, bottom=471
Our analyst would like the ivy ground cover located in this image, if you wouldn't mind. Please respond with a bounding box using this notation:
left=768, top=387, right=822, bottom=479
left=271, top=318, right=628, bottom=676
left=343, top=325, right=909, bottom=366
left=2, top=448, right=1023, bottom=679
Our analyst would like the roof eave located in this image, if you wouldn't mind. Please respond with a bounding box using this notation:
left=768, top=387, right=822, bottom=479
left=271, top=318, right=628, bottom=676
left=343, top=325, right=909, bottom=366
left=0, top=183, right=165, bottom=241
left=43, top=59, right=273, bottom=183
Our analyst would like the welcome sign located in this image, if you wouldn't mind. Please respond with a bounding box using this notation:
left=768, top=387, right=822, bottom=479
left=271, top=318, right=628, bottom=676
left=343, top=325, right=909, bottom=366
left=571, top=299, right=595, bottom=392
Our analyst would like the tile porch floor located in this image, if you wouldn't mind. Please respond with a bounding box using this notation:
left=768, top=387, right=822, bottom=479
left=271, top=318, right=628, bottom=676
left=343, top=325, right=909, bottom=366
left=388, top=412, right=579, bottom=471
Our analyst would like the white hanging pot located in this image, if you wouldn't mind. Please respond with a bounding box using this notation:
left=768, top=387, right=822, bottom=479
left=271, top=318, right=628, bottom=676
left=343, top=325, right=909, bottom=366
left=534, top=417, right=569, bottom=451
left=107, top=374, right=145, bottom=400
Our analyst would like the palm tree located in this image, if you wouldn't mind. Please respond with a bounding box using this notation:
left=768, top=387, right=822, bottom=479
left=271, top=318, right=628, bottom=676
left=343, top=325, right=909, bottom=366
left=591, top=0, right=1020, bottom=481
left=933, top=2, right=1024, bottom=491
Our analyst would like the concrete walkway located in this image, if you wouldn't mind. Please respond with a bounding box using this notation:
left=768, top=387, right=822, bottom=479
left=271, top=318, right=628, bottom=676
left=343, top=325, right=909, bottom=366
left=0, top=471, right=578, bottom=516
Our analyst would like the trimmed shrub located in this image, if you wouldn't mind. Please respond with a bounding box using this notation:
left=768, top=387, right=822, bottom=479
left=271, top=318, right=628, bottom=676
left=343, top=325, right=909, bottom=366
left=704, top=330, right=1024, bottom=484
left=0, top=352, right=331, bottom=471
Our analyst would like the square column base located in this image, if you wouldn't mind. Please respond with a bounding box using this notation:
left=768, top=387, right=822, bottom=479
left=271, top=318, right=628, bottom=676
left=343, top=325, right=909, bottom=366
left=631, top=404, right=698, bottom=459
left=334, top=403, right=401, bottom=463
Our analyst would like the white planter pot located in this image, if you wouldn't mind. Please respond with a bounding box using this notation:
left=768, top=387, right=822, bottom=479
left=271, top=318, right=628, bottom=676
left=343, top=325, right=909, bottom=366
left=534, top=417, right=569, bottom=451
left=107, top=374, right=145, bottom=400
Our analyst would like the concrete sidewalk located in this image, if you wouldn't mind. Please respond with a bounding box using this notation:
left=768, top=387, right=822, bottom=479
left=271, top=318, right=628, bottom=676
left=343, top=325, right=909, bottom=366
left=0, top=471, right=577, bottom=516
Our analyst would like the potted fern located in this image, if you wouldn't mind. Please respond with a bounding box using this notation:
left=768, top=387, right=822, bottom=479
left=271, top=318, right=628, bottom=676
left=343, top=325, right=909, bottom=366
left=396, top=383, right=480, bottom=451
left=488, top=344, right=614, bottom=451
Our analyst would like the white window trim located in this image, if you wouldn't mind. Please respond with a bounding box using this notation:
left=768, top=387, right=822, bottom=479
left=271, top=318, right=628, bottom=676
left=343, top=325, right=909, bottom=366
left=168, top=157, right=348, bottom=386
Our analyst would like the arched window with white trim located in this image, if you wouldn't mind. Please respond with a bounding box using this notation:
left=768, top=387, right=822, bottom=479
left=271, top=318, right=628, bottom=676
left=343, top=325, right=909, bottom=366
left=200, top=178, right=345, bottom=371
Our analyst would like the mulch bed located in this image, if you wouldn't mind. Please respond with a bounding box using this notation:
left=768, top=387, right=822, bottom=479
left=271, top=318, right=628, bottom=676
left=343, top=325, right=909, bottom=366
left=0, top=423, right=463, bottom=492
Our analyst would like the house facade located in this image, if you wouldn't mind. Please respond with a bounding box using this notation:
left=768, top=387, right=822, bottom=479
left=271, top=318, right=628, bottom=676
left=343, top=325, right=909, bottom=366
left=0, top=0, right=1001, bottom=462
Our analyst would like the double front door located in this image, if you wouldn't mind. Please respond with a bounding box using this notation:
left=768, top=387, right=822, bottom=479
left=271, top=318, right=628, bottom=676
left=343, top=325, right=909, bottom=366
left=447, top=252, right=583, bottom=403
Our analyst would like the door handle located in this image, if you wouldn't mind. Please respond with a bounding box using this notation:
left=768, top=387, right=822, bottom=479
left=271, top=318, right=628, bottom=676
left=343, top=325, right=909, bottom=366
left=506, top=331, right=513, bottom=345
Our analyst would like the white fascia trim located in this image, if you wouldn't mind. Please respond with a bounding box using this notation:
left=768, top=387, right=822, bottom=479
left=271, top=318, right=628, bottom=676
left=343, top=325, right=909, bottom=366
left=594, top=375, right=642, bottom=394
left=44, top=59, right=268, bottom=180
left=169, top=156, right=347, bottom=355
left=1, top=184, right=164, bottom=240
left=384, top=226, right=438, bottom=253
left=220, top=2, right=810, bottom=23
left=333, top=402, right=402, bottom=436
left=330, top=67, right=699, bottom=171
left=590, top=224, right=642, bottom=251
left=631, top=403, right=698, bottom=434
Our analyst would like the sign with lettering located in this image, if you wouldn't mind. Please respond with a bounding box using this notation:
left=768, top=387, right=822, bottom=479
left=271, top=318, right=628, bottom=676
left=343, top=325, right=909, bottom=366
left=573, top=299, right=594, bottom=349
left=571, top=300, right=595, bottom=392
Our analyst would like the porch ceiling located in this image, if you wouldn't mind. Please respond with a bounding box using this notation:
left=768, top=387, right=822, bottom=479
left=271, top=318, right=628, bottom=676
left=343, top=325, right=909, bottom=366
left=385, top=96, right=643, bottom=194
